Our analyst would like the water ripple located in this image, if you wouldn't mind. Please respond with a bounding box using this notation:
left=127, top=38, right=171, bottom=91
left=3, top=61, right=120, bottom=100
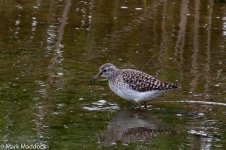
left=165, top=100, right=226, bottom=106
left=82, top=100, right=119, bottom=111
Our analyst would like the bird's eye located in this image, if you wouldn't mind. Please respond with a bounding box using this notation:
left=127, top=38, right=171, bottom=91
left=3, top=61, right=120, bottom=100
left=103, top=69, right=107, bottom=72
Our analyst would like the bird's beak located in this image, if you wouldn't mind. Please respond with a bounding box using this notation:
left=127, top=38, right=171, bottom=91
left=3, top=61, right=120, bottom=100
left=89, top=72, right=102, bottom=84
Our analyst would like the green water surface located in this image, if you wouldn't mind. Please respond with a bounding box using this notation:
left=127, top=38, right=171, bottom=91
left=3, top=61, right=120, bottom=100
left=0, top=0, right=226, bottom=149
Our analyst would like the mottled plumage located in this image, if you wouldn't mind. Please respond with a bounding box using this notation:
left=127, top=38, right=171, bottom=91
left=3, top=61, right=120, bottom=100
left=121, top=69, right=177, bottom=92
left=90, top=63, right=177, bottom=106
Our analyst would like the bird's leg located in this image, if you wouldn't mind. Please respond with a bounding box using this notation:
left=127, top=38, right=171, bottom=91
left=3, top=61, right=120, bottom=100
left=143, top=101, right=147, bottom=108
left=137, top=102, right=142, bottom=111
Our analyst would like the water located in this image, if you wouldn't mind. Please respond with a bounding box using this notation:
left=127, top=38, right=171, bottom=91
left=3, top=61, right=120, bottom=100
left=0, top=0, right=226, bottom=149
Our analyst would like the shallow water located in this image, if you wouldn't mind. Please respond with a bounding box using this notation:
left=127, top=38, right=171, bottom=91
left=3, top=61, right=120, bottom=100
left=0, top=0, right=226, bottom=149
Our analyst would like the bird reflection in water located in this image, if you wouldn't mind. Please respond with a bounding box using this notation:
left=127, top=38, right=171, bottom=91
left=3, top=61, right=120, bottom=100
left=98, top=110, right=174, bottom=147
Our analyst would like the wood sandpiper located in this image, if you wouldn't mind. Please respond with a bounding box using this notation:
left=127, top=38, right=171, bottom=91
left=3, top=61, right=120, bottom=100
left=90, top=63, right=177, bottom=107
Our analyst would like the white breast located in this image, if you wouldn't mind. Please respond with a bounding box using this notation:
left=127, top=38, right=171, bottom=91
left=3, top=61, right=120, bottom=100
left=109, top=81, right=134, bottom=101
left=108, top=81, right=165, bottom=103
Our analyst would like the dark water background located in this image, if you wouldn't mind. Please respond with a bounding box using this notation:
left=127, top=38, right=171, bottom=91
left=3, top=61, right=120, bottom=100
left=0, top=0, right=225, bottom=149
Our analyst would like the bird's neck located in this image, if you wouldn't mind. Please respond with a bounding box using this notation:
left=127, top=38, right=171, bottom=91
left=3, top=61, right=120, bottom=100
left=107, top=69, right=119, bottom=80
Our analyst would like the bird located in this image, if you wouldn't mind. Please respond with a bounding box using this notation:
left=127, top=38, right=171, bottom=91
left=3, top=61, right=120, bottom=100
left=90, top=63, right=177, bottom=108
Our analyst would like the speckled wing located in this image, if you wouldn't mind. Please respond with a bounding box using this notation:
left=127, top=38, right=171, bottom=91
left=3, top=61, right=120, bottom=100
left=121, top=69, right=177, bottom=92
